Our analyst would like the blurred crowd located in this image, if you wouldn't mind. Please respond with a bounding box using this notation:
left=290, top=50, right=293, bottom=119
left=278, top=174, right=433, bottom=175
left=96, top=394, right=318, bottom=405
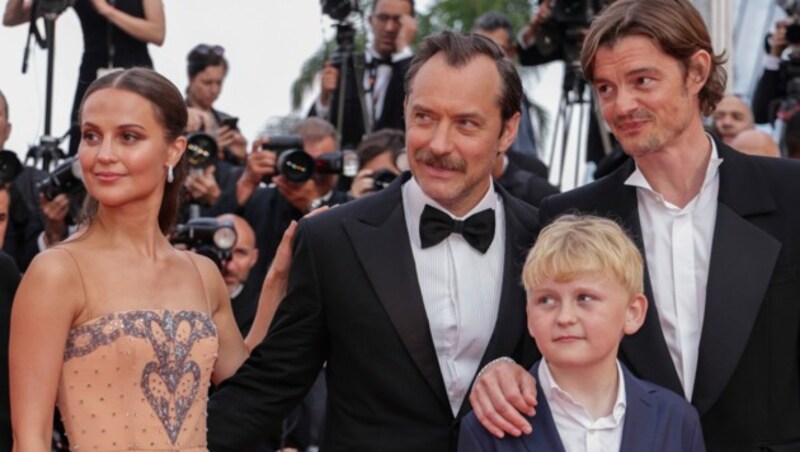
left=2, top=0, right=800, bottom=451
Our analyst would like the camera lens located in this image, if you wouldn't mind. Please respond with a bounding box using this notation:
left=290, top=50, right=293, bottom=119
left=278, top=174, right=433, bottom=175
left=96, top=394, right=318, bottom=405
left=278, top=150, right=316, bottom=183
left=185, top=132, right=218, bottom=168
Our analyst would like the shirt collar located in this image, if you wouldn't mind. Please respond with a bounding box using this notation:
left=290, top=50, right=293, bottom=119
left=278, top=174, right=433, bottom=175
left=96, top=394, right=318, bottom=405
left=624, top=134, right=723, bottom=200
left=229, top=283, right=244, bottom=300
left=366, top=45, right=412, bottom=63
left=538, top=358, right=627, bottom=423
left=405, top=176, right=497, bottom=221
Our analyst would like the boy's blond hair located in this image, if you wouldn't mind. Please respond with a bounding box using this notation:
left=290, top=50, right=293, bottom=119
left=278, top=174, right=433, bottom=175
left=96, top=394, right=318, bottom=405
left=523, top=215, right=644, bottom=295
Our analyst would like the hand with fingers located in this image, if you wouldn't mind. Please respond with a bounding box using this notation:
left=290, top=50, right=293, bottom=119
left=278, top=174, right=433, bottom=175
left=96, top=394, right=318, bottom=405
left=469, top=358, right=538, bottom=438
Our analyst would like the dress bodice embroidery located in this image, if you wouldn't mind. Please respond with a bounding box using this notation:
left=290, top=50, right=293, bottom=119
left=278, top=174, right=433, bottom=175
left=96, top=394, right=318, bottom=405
left=57, top=310, right=218, bottom=451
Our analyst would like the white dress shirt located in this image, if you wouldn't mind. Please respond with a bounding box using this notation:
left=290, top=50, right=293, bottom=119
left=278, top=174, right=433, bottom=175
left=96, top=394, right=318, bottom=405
left=315, top=45, right=412, bottom=126
left=538, top=359, right=627, bottom=452
left=402, top=177, right=505, bottom=415
left=624, top=136, right=722, bottom=401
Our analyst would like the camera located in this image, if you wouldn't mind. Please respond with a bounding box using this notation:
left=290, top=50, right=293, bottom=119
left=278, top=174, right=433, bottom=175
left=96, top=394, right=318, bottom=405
left=0, top=151, right=23, bottom=185
left=372, top=168, right=397, bottom=191
left=38, top=157, right=84, bottom=201
left=536, top=0, right=606, bottom=64
left=320, top=0, right=359, bottom=22
left=185, top=132, right=218, bottom=170
left=262, top=135, right=360, bottom=184
left=171, top=217, right=237, bottom=270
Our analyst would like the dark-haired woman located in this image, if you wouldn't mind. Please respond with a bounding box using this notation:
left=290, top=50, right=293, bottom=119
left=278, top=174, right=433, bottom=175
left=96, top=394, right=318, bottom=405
left=9, top=68, right=287, bottom=451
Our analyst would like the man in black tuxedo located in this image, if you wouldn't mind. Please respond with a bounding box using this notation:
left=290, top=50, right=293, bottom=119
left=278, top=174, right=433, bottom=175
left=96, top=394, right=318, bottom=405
left=208, top=31, right=540, bottom=451
left=469, top=1, right=800, bottom=451
left=0, top=251, right=20, bottom=450
left=311, top=0, right=416, bottom=149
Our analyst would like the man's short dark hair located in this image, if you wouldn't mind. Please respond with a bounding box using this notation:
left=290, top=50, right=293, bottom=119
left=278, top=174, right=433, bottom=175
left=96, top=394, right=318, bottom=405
left=784, top=112, right=800, bottom=158
left=372, top=0, right=415, bottom=16
left=405, top=31, right=522, bottom=122
left=356, top=129, right=405, bottom=166
left=472, top=11, right=514, bottom=44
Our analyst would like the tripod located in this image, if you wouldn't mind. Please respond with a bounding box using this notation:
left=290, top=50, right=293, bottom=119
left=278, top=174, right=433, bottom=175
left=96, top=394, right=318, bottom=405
left=21, top=0, right=72, bottom=172
left=330, top=21, right=371, bottom=149
left=545, top=61, right=611, bottom=190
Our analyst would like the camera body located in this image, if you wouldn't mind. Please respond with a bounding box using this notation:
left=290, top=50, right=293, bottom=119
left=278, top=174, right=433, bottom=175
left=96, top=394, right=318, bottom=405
left=320, top=0, right=359, bottom=22
left=262, top=135, right=360, bottom=184
left=371, top=168, right=398, bottom=191
left=185, top=131, right=218, bottom=171
left=38, top=157, right=84, bottom=201
left=537, top=0, right=606, bottom=64
left=171, top=217, right=237, bottom=270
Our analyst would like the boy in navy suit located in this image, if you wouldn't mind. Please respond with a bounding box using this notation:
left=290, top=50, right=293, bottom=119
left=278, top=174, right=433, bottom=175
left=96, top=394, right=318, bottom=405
left=459, top=215, right=704, bottom=451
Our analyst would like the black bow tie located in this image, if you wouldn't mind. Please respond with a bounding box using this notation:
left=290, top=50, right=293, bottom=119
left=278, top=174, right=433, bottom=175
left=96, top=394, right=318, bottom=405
left=371, top=56, right=394, bottom=67
left=419, top=205, right=496, bottom=254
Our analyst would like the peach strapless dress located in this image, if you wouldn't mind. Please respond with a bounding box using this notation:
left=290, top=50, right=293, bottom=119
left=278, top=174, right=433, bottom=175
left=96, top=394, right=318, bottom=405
left=57, top=310, right=218, bottom=451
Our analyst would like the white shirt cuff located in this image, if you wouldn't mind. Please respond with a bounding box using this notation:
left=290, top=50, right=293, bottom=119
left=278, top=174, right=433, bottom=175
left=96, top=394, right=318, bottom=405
left=764, top=54, right=781, bottom=71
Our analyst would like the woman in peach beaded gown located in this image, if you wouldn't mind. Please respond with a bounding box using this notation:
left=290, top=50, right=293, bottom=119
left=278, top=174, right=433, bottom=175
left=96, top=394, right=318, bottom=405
left=8, top=68, right=288, bottom=451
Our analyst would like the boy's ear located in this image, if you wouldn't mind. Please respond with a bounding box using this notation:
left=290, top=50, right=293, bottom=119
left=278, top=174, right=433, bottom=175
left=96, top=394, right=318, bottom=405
left=623, top=293, right=648, bottom=336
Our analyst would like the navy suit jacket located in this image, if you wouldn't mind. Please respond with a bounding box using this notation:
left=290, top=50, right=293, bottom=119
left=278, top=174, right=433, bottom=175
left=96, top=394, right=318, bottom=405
left=459, top=361, right=705, bottom=452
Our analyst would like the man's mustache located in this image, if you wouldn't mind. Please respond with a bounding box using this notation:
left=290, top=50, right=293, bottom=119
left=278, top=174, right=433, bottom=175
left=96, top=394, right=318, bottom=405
left=414, top=149, right=467, bottom=173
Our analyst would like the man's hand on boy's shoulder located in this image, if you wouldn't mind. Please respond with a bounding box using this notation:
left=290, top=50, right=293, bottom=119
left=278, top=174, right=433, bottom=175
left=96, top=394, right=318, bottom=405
left=469, top=359, right=538, bottom=438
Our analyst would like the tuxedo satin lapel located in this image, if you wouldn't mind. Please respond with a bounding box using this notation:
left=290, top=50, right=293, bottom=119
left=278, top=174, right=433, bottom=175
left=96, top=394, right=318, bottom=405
left=692, top=203, right=781, bottom=415
left=619, top=368, right=657, bottom=452
left=342, top=183, right=450, bottom=409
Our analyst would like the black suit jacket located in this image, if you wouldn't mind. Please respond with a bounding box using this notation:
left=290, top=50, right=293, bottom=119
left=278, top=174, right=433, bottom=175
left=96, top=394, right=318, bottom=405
left=312, top=55, right=411, bottom=149
left=0, top=252, right=20, bottom=451
left=538, top=141, right=800, bottom=452
left=208, top=173, right=540, bottom=451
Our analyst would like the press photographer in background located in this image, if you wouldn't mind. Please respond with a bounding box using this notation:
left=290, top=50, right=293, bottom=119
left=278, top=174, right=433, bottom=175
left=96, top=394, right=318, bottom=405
left=349, top=128, right=405, bottom=198
left=752, top=2, right=800, bottom=125
left=3, top=0, right=165, bottom=156
left=237, top=117, right=353, bottom=296
left=182, top=44, right=248, bottom=216
left=311, top=0, right=416, bottom=149
left=516, top=0, right=618, bottom=173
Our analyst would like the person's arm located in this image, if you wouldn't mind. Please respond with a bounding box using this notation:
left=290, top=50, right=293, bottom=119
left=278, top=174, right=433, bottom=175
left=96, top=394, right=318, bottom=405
left=469, top=359, right=538, bottom=438
left=236, top=138, right=276, bottom=207
left=243, top=221, right=297, bottom=350
left=9, top=249, right=83, bottom=451
left=207, top=220, right=328, bottom=451
left=243, top=207, right=329, bottom=350
left=3, top=0, right=32, bottom=26
left=187, top=252, right=249, bottom=384
left=90, top=0, right=165, bottom=46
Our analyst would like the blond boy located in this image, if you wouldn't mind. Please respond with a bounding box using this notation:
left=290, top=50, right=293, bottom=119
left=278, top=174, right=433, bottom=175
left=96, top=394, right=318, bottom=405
left=460, top=215, right=704, bottom=451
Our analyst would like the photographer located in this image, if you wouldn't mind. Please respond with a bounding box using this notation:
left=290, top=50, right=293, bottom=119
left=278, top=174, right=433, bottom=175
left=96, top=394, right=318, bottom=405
left=3, top=0, right=166, bottom=156
left=215, top=214, right=259, bottom=337
left=238, top=117, right=351, bottom=292
left=517, top=0, right=615, bottom=168
left=752, top=14, right=800, bottom=124
left=311, top=0, right=416, bottom=149
left=349, top=128, right=405, bottom=198
left=0, top=89, right=50, bottom=271
left=182, top=44, right=248, bottom=216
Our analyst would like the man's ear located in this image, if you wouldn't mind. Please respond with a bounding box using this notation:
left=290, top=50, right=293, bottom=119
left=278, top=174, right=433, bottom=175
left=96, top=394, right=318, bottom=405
left=623, top=293, right=648, bottom=336
left=687, top=49, right=712, bottom=96
left=498, top=111, right=521, bottom=156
